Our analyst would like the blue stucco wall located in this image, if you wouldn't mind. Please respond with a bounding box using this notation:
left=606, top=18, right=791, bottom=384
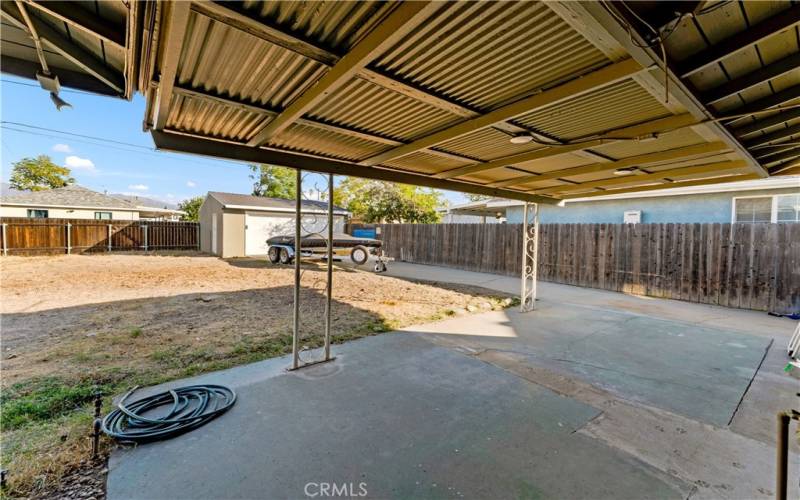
left=506, top=187, right=800, bottom=224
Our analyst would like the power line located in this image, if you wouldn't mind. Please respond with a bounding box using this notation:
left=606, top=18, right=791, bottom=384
left=0, top=122, right=245, bottom=169
left=1, top=78, right=99, bottom=96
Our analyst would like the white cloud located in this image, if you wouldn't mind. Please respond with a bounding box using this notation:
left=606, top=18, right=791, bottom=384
left=65, top=155, right=95, bottom=171
left=186, top=180, right=196, bottom=188
left=128, top=184, right=149, bottom=191
left=53, top=143, right=72, bottom=153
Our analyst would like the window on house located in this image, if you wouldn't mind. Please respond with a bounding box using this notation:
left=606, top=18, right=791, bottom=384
left=776, top=194, right=800, bottom=223
left=733, top=197, right=772, bottom=223
left=94, top=212, right=112, bottom=220
left=26, top=209, right=49, bottom=218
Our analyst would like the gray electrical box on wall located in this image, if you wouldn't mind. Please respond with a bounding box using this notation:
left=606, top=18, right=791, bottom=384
left=623, top=211, right=641, bottom=224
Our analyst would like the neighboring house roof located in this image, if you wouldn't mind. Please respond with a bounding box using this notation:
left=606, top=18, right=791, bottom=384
left=207, top=192, right=349, bottom=215
left=110, top=194, right=178, bottom=210
left=0, top=184, right=138, bottom=210
left=0, top=182, right=21, bottom=197
left=447, top=177, right=800, bottom=214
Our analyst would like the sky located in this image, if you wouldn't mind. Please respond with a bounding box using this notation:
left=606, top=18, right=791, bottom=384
left=0, top=75, right=467, bottom=207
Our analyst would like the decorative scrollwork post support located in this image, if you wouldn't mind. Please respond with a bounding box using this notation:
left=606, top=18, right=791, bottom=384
left=520, top=202, right=539, bottom=312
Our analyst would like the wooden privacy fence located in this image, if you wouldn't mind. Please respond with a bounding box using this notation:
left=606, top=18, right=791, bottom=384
left=0, top=218, right=199, bottom=255
left=350, top=223, right=800, bottom=314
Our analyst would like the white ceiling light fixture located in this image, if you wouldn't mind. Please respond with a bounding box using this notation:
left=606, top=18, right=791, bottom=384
left=613, top=167, right=638, bottom=176
left=509, top=133, right=534, bottom=144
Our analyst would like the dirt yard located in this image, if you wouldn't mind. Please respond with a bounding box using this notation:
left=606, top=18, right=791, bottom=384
left=0, top=252, right=511, bottom=497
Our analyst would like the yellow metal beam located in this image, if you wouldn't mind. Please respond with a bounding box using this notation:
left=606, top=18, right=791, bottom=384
left=151, top=130, right=560, bottom=204
left=538, top=160, right=750, bottom=196
left=246, top=2, right=439, bottom=147
left=153, top=1, right=190, bottom=130
left=360, top=58, right=644, bottom=166
left=560, top=173, right=761, bottom=199
left=435, top=113, right=698, bottom=180
left=488, top=142, right=730, bottom=188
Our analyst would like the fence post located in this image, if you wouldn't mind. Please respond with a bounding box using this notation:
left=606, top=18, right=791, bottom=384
left=142, top=224, right=148, bottom=251
left=1, top=223, right=7, bottom=256
left=65, top=223, right=71, bottom=254
left=196, top=223, right=200, bottom=250
left=107, top=224, right=113, bottom=252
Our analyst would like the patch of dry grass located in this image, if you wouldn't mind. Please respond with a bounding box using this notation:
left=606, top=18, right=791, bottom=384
left=1, top=253, right=513, bottom=496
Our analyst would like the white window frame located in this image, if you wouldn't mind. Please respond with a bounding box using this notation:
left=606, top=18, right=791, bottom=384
left=731, top=194, right=800, bottom=223
left=775, top=193, right=800, bottom=223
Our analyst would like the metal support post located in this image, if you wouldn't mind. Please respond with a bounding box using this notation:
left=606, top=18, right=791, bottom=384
left=107, top=224, right=112, bottom=252
left=520, top=203, right=539, bottom=312
left=1, top=223, right=7, bottom=256
left=291, top=168, right=302, bottom=370
left=142, top=225, right=148, bottom=251
left=324, top=174, right=334, bottom=361
left=65, top=223, right=71, bottom=254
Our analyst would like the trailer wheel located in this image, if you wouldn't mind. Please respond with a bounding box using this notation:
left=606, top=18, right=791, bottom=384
left=279, top=247, right=292, bottom=264
left=350, top=245, right=369, bottom=265
left=268, top=246, right=280, bottom=264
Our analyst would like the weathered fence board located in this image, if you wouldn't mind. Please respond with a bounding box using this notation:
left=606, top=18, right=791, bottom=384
left=350, top=222, right=799, bottom=314
left=0, top=218, right=199, bottom=255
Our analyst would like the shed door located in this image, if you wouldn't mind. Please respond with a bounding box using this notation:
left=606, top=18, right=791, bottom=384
left=245, top=212, right=293, bottom=256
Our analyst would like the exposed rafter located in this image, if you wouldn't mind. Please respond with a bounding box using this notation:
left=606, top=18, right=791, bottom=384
left=360, top=58, right=644, bottom=167
left=191, top=2, right=481, bottom=119
left=434, top=113, right=698, bottom=180
left=488, top=142, right=730, bottom=188
left=577, top=1, right=767, bottom=178
left=769, top=158, right=800, bottom=176
left=23, top=0, right=126, bottom=48
left=531, top=160, right=750, bottom=196
left=701, top=53, right=800, bottom=105
left=560, top=173, right=760, bottom=199
left=724, top=85, right=800, bottom=124
left=246, top=2, right=440, bottom=147
left=171, top=85, right=480, bottom=164
left=732, top=108, right=800, bottom=137
left=760, top=148, right=800, bottom=166
left=676, top=5, right=800, bottom=78
left=189, top=1, right=615, bottom=161
left=1, top=1, right=124, bottom=93
left=151, top=130, right=559, bottom=204
left=744, top=123, right=800, bottom=149
left=152, top=1, right=190, bottom=130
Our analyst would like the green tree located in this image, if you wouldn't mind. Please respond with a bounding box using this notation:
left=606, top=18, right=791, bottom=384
left=178, top=196, right=204, bottom=222
left=335, top=178, right=443, bottom=223
left=250, top=164, right=296, bottom=199
left=9, top=155, right=74, bottom=191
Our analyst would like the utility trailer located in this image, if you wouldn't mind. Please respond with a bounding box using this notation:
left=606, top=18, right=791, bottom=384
left=266, top=233, right=389, bottom=272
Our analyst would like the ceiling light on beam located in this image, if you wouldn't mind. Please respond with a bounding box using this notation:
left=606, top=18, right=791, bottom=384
left=509, top=133, right=534, bottom=144
left=613, top=167, right=638, bottom=176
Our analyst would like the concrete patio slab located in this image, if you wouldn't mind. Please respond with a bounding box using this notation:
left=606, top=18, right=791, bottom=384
left=108, top=333, right=687, bottom=500
left=405, top=305, right=770, bottom=427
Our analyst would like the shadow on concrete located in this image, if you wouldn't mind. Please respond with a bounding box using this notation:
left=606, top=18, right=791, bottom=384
left=404, top=302, right=772, bottom=428
left=107, top=333, right=690, bottom=500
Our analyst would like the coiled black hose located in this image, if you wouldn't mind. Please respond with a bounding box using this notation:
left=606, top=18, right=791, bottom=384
left=101, top=384, right=236, bottom=443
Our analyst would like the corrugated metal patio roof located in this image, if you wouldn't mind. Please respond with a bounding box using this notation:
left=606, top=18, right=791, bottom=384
left=3, top=1, right=798, bottom=202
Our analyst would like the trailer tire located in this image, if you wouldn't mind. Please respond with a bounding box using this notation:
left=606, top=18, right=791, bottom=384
left=351, top=245, right=369, bottom=265
left=268, top=246, right=280, bottom=264
left=279, top=247, right=292, bottom=264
